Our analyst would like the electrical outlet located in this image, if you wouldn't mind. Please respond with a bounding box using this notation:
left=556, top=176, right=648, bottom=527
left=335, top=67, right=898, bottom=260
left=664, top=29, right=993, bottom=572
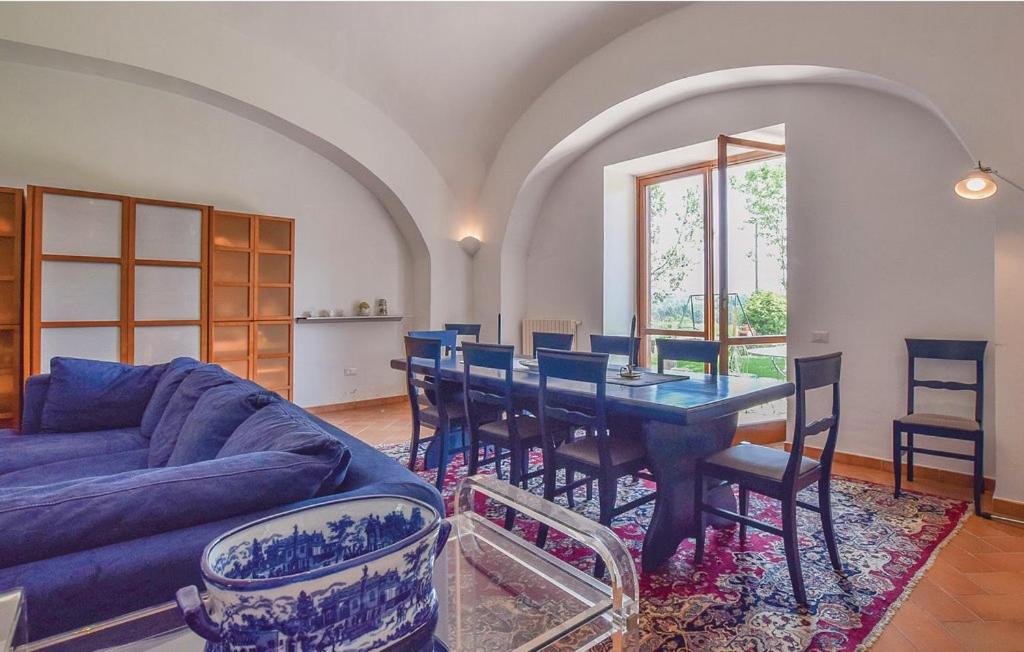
left=344, top=368, right=358, bottom=376
left=811, top=330, right=830, bottom=344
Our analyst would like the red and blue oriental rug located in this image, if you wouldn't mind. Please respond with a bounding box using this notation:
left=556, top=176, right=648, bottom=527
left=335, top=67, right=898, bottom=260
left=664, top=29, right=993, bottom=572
left=379, top=444, right=968, bottom=651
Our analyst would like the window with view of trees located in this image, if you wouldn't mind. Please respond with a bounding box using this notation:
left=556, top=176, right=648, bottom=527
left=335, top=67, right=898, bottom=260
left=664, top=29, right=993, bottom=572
left=638, top=144, right=787, bottom=421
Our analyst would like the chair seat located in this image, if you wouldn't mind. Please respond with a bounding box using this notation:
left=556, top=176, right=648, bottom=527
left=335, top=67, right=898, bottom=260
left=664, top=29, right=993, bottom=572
left=479, top=414, right=542, bottom=444
left=557, top=435, right=647, bottom=468
left=702, top=443, right=818, bottom=482
left=420, top=400, right=466, bottom=425
left=897, top=412, right=980, bottom=432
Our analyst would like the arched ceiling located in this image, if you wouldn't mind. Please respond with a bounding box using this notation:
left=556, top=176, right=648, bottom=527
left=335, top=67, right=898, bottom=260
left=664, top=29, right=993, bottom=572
left=198, top=2, right=677, bottom=208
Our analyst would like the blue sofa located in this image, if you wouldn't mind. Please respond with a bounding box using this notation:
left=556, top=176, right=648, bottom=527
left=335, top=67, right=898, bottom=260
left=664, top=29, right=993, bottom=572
left=0, top=357, right=439, bottom=641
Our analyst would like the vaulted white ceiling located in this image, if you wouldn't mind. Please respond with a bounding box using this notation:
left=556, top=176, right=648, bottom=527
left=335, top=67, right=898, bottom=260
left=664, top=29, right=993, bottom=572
left=200, top=2, right=677, bottom=207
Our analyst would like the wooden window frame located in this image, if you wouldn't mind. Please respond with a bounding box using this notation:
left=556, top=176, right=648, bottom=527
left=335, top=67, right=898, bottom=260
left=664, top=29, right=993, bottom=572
left=636, top=147, right=785, bottom=370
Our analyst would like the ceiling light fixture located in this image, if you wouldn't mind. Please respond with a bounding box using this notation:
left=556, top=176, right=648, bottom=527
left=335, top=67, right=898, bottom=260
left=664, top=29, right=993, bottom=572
left=955, top=161, right=1023, bottom=200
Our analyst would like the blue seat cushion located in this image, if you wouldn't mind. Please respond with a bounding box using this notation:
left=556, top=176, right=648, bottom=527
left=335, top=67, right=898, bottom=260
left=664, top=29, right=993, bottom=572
left=140, top=357, right=201, bottom=439
left=0, top=448, right=347, bottom=569
left=166, top=385, right=278, bottom=467
left=0, top=449, right=148, bottom=489
left=0, top=428, right=147, bottom=475
left=147, top=365, right=238, bottom=468
left=218, top=402, right=351, bottom=485
left=39, top=358, right=168, bottom=433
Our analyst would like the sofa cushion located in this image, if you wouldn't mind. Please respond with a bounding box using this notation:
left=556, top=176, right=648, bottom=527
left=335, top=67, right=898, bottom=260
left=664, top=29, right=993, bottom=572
left=218, top=402, right=351, bottom=489
left=0, top=449, right=148, bottom=489
left=0, top=428, right=147, bottom=475
left=147, top=365, right=237, bottom=468
left=166, top=385, right=278, bottom=467
left=40, top=358, right=167, bottom=433
left=0, top=449, right=347, bottom=569
left=140, top=358, right=201, bottom=439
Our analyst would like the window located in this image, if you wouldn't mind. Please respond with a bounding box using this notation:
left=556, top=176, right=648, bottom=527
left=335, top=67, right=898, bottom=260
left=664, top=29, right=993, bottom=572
left=637, top=136, right=787, bottom=421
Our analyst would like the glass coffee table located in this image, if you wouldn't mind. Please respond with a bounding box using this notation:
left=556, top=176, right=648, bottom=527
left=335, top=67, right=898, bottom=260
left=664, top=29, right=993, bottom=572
left=12, top=476, right=638, bottom=652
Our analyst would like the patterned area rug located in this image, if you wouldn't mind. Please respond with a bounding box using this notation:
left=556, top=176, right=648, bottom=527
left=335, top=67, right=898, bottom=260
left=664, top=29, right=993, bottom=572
left=378, top=444, right=968, bottom=651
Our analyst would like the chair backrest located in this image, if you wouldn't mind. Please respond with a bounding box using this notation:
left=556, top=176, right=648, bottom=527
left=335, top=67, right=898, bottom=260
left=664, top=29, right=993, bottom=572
left=532, top=331, right=574, bottom=357
left=404, top=336, right=448, bottom=423
left=444, top=323, right=482, bottom=343
left=905, top=338, right=986, bottom=424
left=787, top=352, right=842, bottom=482
left=590, top=334, right=640, bottom=366
left=655, top=338, right=721, bottom=375
left=537, top=348, right=608, bottom=431
left=462, top=342, right=515, bottom=422
left=408, top=329, right=458, bottom=357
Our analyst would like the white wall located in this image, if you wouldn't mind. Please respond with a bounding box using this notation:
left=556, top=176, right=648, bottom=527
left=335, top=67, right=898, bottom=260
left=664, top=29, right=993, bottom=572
left=528, top=83, right=999, bottom=473
left=0, top=61, right=412, bottom=408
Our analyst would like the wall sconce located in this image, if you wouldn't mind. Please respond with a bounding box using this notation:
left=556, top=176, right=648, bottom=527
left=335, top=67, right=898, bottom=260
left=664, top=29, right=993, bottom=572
left=955, top=161, right=1023, bottom=200
left=459, top=235, right=481, bottom=257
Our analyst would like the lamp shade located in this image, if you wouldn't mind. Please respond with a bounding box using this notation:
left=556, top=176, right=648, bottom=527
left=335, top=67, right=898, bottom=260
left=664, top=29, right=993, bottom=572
left=955, top=167, right=998, bottom=199
left=459, top=235, right=482, bottom=257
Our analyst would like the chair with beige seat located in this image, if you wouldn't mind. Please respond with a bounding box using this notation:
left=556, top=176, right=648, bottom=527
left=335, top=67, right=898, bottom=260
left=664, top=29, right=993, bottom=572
left=893, top=338, right=987, bottom=515
left=694, top=352, right=843, bottom=605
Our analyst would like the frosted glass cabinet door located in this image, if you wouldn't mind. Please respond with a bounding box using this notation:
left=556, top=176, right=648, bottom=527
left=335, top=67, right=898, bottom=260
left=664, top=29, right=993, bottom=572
left=42, top=193, right=122, bottom=257
left=134, top=326, right=200, bottom=364
left=40, top=327, right=120, bottom=373
left=135, top=266, right=201, bottom=320
left=41, top=261, right=121, bottom=322
left=135, top=204, right=202, bottom=262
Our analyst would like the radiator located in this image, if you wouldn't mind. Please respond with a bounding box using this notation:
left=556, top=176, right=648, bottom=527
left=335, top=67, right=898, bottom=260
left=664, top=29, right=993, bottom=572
left=522, top=319, right=581, bottom=356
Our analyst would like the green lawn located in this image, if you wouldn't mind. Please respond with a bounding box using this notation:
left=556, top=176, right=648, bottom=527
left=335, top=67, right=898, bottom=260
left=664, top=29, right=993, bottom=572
left=661, top=350, right=786, bottom=380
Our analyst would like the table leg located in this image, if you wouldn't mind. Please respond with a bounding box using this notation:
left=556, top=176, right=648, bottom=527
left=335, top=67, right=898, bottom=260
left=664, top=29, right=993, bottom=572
left=641, top=413, right=739, bottom=572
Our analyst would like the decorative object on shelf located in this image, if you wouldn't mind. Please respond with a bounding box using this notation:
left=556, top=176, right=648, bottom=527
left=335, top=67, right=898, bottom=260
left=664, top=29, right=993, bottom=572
left=176, top=494, right=450, bottom=652
left=376, top=298, right=389, bottom=316
left=331, top=308, right=345, bottom=317
left=300, top=310, right=313, bottom=318
left=357, top=300, right=372, bottom=317
left=458, top=235, right=481, bottom=257
left=317, top=309, right=331, bottom=318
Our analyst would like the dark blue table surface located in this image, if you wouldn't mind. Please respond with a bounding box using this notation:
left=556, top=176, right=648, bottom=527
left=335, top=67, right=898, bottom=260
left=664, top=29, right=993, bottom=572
left=390, top=356, right=794, bottom=426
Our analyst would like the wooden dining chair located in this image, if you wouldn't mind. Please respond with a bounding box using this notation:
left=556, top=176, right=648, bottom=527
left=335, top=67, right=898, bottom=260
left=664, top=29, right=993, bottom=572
left=535, top=348, right=656, bottom=575
left=404, top=335, right=471, bottom=490
left=656, top=338, right=721, bottom=375
left=893, top=339, right=987, bottom=515
left=462, top=342, right=545, bottom=529
left=444, top=322, right=481, bottom=349
left=590, top=334, right=640, bottom=366
left=694, top=352, right=843, bottom=605
left=409, top=329, right=458, bottom=357
left=532, top=331, right=574, bottom=357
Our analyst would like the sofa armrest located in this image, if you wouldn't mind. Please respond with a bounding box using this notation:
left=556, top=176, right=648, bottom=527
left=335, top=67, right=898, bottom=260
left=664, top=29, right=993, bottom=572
left=20, top=374, right=50, bottom=434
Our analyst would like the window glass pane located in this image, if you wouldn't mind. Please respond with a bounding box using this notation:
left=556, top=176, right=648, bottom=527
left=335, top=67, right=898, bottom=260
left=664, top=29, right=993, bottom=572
left=258, top=219, right=291, bottom=251
left=256, top=323, right=289, bottom=355
left=254, top=357, right=289, bottom=389
left=647, top=174, right=705, bottom=332
left=135, top=204, right=202, bottom=262
left=40, top=327, right=120, bottom=373
left=258, top=253, right=290, bottom=284
left=214, top=250, right=249, bottom=283
left=42, top=194, right=121, bottom=257
left=214, top=286, right=250, bottom=320
left=724, top=157, right=787, bottom=337
left=135, top=266, right=200, bottom=321
left=42, top=261, right=120, bottom=321
left=257, top=287, right=290, bottom=319
left=134, top=325, right=200, bottom=364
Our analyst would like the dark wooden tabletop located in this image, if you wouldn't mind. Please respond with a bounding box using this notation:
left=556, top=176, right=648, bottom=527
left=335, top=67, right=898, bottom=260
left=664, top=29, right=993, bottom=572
left=390, top=356, right=794, bottom=426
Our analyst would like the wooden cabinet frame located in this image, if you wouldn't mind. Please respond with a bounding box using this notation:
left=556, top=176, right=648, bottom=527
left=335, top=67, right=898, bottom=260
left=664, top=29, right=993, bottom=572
left=25, top=186, right=209, bottom=373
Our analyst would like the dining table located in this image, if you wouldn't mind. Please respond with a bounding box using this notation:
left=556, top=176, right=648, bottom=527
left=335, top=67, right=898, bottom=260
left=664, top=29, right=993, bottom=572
left=390, top=354, right=794, bottom=572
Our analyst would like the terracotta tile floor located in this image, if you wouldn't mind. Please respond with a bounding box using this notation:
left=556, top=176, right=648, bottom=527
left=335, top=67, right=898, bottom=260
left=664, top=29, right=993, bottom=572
left=322, top=402, right=1024, bottom=651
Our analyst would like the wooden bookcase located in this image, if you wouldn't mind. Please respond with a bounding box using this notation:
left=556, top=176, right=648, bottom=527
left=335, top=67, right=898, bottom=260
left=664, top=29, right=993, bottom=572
left=209, top=211, right=293, bottom=399
left=0, top=188, right=22, bottom=428
left=24, top=186, right=209, bottom=375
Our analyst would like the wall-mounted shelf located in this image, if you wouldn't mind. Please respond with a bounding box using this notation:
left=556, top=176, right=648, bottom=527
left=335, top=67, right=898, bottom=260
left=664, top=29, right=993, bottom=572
left=296, top=315, right=404, bottom=324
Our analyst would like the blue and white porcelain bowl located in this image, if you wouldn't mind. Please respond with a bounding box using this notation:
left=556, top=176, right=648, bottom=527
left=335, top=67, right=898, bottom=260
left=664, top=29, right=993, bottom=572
left=176, top=494, right=450, bottom=652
